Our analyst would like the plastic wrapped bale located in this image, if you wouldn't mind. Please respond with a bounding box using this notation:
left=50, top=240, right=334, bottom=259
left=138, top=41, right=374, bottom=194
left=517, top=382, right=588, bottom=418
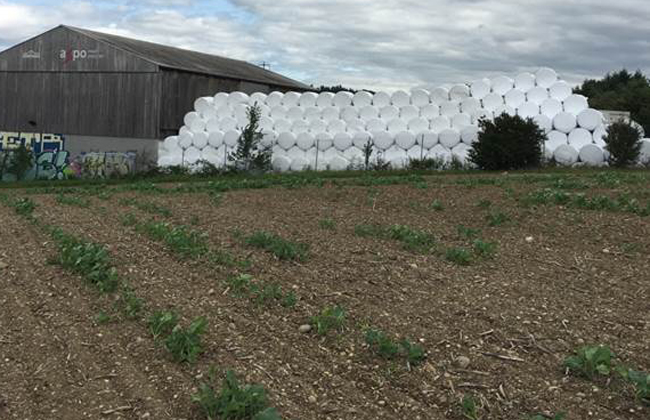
left=517, top=102, right=540, bottom=120
left=568, top=128, right=594, bottom=149
left=258, top=116, right=274, bottom=132
left=553, top=144, right=579, bottom=165
left=533, top=114, right=553, bottom=134
left=179, top=131, right=194, bottom=149
left=482, top=92, right=504, bottom=111
left=309, top=119, right=327, bottom=134
left=200, top=146, right=221, bottom=165
left=286, top=106, right=304, bottom=121
left=235, top=113, right=250, bottom=128
left=461, top=97, right=481, bottom=116
left=249, top=92, right=268, bottom=106
left=535, top=68, right=558, bottom=88
left=406, top=144, right=424, bottom=161
left=493, top=105, right=516, bottom=117
left=577, top=109, right=603, bottom=131
left=223, top=130, right=241, bottom=148
left=553, top=112, right=578, bottom=134
left=419, top=131, right=439, bottom=149
left=461, top=125, right=479, bottom=145
left=515, top=72, right=536, bottom=92
left=367, top=118, right=387, bottom=132
left=265, top=91, right=284, bottom=107
left=352, top=90, right=373, bottom=107
left=194, top=97, right=214, bottom=115
left=505, top=89, right=526, bottom=109
left=372, top=91, right=391, bottom=107
left=430, top=87, right=450, bottom=104
left=395, top=131, right=417, bottom=150
left=316, top=92, right=334, bottom=108
left=189, top=117, right=206, bottom=134
left=452, top=143, right=471, bottom=163
left=205, top=118, right=220, bottom=133
left=333, top=91, right=354, bottom=108
left=470, top=78, right=491, bottom=100
left=388, top=118, right=408, bottom=134
left=391, top=90, right=411, bottom=107
left=328, top=155, right=350, bottom=171
left=430, top=116, right=451, bottom=133
left=411, top=89, right=431, bottom=107
left=359, top=105, right=379, bottom=120
left=452, top=113, right=472, bottom=130
left=327, top=120, right=347, bottom=135
left=592, top=126, right=607, bottom=147
left=200, top=105, right=217, bottom=121
left=315, top=132, right=334, bottom=151
left=179, top=125, right=191, bottom=136
left=321, top=107, right=340, bottom=122
left=261, top=131, right=277, bottom=148
left=282, top=91, right=302, bottom=107
left=303, top=107, right=321, bottom=122
left=347, top=118, right=366, bottom=133
left=343, top=146, right=364, bottom=167
left=372, top=131, right=394, bottom=150
left=472, top=110, right=494, bottom=125
left=428, top=144, right=452, bottom=163
left=383, top=146, right=408, bottom=169
left=277, top=132, right=297, bottom=150
left=298, top=92, right=318, bottom=108
left=440, top=101, right=460, bottom=117
left=292, top=120, right=309, bottom=134
left=192, top=132, right=208, bottom=150
left=296, top=132, right=315, bottom=151
left=340, top=106, right=358, bottom=122
left=527, top=86, right=550, bottom=105
left=270, top=105, right=288, bottom=120
left=272, top=155, right=292, bottom=172
left=579, top=144, right=605, bottom=166
left=563, top=94, right=589, bottom=115
left=449, top=84, right=471, bottom=101
left=549, top=81, right=572, bottom=101
left=380, top=105, right=400, bottom=120
left=638, top=139, right=650, bottom=163
left=421, top=103, right=440, bottom=119
left=439, top=128, right=461, bottom=148
left=290, top=156, right=310, bottom=171
left=216, top=105, right=233, bottom=119
left=208, top=131, right=224, bottom=148
left=546, top=130, right=569, bottom=150
left=184, top=146, right=202, bottom=166
left=214, top=92, right=229, bottom=108
left=400, top=105, right=419, bottom=121
left=274, top=119, right=292, bottom=133
left=353, top=131, right=372, bottom=149
left=218, top=117, right=236, bottom=132
left=541, top=98, right=563, bottom=119
left=333, top=132, right=353, bottom=151
left=164, top=136, right=179, bottom=151
left=408, top=117, right=429, bottom=133
left=228, top=92, right=249, bottom=107
left=491, top=75, right=514, bottom=95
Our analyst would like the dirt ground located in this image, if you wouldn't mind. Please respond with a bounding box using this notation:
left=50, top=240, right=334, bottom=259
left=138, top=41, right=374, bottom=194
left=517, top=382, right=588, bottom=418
left=0, top=171, right=648, bottom=420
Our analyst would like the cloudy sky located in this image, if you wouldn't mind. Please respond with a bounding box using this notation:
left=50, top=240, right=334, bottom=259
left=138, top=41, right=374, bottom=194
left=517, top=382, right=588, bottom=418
left=1, top=0, right=649, bottom=91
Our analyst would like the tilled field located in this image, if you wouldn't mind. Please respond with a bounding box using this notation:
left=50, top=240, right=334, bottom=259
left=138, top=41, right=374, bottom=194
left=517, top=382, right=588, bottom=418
left=0, top=171, right=649, bottom=420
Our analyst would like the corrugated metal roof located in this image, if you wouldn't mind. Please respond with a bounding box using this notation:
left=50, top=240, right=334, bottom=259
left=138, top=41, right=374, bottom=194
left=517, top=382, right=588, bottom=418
left=64, top=25, right=311, bottom=90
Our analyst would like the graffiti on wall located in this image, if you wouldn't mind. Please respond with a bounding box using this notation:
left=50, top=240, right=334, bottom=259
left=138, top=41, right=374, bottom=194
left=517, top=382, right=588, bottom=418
left=70, top=151, right=137, bottom=179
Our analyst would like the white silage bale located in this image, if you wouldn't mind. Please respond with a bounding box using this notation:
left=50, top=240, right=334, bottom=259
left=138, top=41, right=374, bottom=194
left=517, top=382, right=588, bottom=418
left=309, top=119, right=327, bottom=134
left=329, top=155, right=350, bottom=171
left=286, top=106, right=304, bottom=121
left=452, top=143, right=471, bottom=162
left=265, top=91, right=284, bottom=107
left=515, top=72, right=536, bottom=92
left=193, top=132, right=208, bottom=150
left=328, top=120, right=347, bottom=134
left=411, top=89, right=431, bottom=107
left=216, top=105, right=233, bottom=119
left=287, top=146, right=306, bottom=161
left=372, top=91, right=391, bottom=107
left=406, top=145, right=424, bottom=160
left=208, top=131, right=224, bottom=148
left=223, top=130, right=240, bottom=148
left=470, top=79, right=491, bottom=100
left=577, top=109, right=603, bottom=131
left=533, top=114, right=553, bottom=133
left=277, top=132, right=297, bottom=150
left=200, top=106, right=217, bottom=121
left=391, top=90, right=411, bottom=107
left=449, top=84, right=471, bottom=101
left=579, top=144, right=605, bottom=165
left=431, top=87, right=450, bottom=104
left=541, top=98, right=563, bottom=119
left=535, top=68, right=558, bottom=89
left=184, top=147, right=202, bottom=165
left=234, top=103, right=249, bottom=118
left=553, top=112, right=577, bottom=133
left=360, top=106, right=379, bottom=120
left=527, top=87, right=550, bottom=105
left=461, top=98, right=481, bottom=115
left=429, top=144, right=452, bottom=162
left=554, top=144, right=579, bottom=165
left=333, top=132, right=353, bottom=151
left=272, top=156, right=292, bottom=172
left=157, top=155, right=173, bottom=167
left=549, top=81, right=572, bottom=102
left=333, top=91, right=354, bottom=108
left=491, top=75, right=514, bottom=95
left=316, top=92, right=334, bottom=108
left=372, top=131, right=394, bottom=150
left=547, top=130, right=569, bottom=149
left=400, top=105, right=420, bottom=121
left=421, top=104, right=440, bottom=119
left=321, top=107, right=340, bottom=122
left=482, top=93, right=504, bottom=111
left=384, top=146, right=408, bottom=169
left=228, top=92, right=250, bottom=107
left=214, top=92, right=230, bottom=108
left=353, top=91, right=373, bottom=107
left=258, top=104, right=271, bottom=117
left=341, top=106, right=359, bottom=122
left=517, top=102, right=540, bottom=119
left=568, top=128, right=593, bottom=149
left=353, top=131, right=372, bottom=148
left=461, top=126, right=479, bottom=145
left=316, top=132, right=333, bottom=150
left=292, top=120, right=309, bottom=134
left=200, top=146, right=220, bottom=165
left=396, top=131, right=416, bottom=150
left=303, top=107, right=321, bottom=122
left=563, top=94, right=589, bottom=115
left=259, top=116, right=274, bottom=132
left=282, top=91, right=302, bottom=107
left=452, top=113, right=472, bottom=130
left=343, top=146, right=364, bottom=164
left=184, top=111, right=200, bottom=127
left=164, top=136, right=179, bottom=151
left=189, top=118, right=206, bottom=133
left=440, top=101, right=460, bottom=117
left=388, top=118, right=408, bottom=133
left=179, top=132, right=193, bottom=149
left=366, top=118, right=387, bottom=132
left=408, top=117, right=429, bottom=133
left=270, top=105, right=288, bottom=120
left=505, top=89, right=526, bottom=108
left=347, top=119, right=366, bottom=133
left=261, top=131, right=277, bottom=148
left=296, top=132, right=315, bottom=151
left=319, top=148, right=339, bottom=165
left=419, top=131, right=439, bottom=148
left=494, top=105, right=516, bottom=117
left=380, top=105, right=400, bottom=120
left=290, top=157, right=310, bottom=171
left=439, top=128, right=461, bottom=148
left=249, top=92, right=268, bottom=106
left=179, top=126, right=191, bottom=136
left=430, top=116, right=451, bottom=132
left=299, top=92, right=318, bottom=108
left=235, top=113, right=249, bottom=128
left=274, top=119, right=292, bottom=133
left=639, top=139, right=650, bottom=163
left=472, top=110, right=494, bottom=124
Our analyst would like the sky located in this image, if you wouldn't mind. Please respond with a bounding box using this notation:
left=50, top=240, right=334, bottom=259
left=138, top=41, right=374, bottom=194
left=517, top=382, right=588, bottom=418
left=1, top=0, right=649, bottom=91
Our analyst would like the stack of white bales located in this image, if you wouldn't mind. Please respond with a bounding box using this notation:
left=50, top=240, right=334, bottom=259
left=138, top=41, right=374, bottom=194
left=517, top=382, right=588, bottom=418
left=158, top=67, right=639, bottom=171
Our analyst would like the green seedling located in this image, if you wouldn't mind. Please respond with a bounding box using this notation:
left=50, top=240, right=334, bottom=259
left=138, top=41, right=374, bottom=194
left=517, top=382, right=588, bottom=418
left=12, top=197, right=37, bottom=217
left=225, top=274, right=253, bottom=297
left=430, top=199, right=444, bottom=211
left=95, top=311, right=112, bottom=325
left=472, top=239, right=497, bottom=258
left=445, top=247, right=472, bottom=266
left=386, top=225, right=436, bottom=253
left=280, top=290, right=297, bottom=308
left=318, top=218, right=336, bottom=230
left=365, top=329, right=400, bottom=359
left=148, top=311, right=179, bottom=340
left=244, top=231, right=309, bottom=261
left=486, top=210, right=510, bottom=226
left=564, top=345, right=615, bottom=379
left=476, top=199, right=492, bottom=209
left=311, top=305, right=345, bottom=336
left=251, top=283, right=283, bottom=305
left=461, top=394, right=481, bottom=420
left=137, top=221, right=208, bottom=259
left=618, top=368, right=650, bottom=404
left=119, top=213, right=138, bottom=227
left=55, top=194, right=90, bottom=208
left=457, top=225, right=481, bottom=239
left=164, top=316, right=207, bottom=363
left=528, top=413, right=566, bottom=420
left=119, top=284, right=144, bottom=319
left=400, top=338, right=426, bottom=365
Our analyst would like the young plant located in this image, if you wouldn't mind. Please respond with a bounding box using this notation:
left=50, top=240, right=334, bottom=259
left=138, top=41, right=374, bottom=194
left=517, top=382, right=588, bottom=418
left=618, top=368, right=650, bottom=404
left=472, top=239, right=497, bottom=258
left=476, top=199, right=492, bottom=209
left=318, top=218, right=336, bottom=230
left=164, top=316, right=207, bottom=363
left=12, top=197, right=37, bottom=217
left=228, top=104, right=272, bottom=173
left=603, top=120, right=642, bottom=167
left=280, top=290, right=297, bottom=308
left=430, top=199, right=444, bottom=211
left=457, top=225, right=481, bottom=239
left=486, top=210, right=510, bottom=227
left=95, top=311, right=112, bottom=325
left=311, top=305, right=345, bottom=336
left=461, top=394, right=481, bottom=420
left=244, top=231, right=309, bottom=262
left=528, top=413, right=566, bottom=420
left=225, top=274, right=253, bottom=297
left=148, top=311, right=179, bottom=340
left=386, top=225, right=436, bottom=253
left=400, top=338, right=426, bottom=365
left=119, top=284, right=144, bottom=319
left=445, top=247, right=472, bottom=266
left=563, top=345, right=615, bottom=379
left=365, top=329, right=400, bottom=359
left=55, top=194, right=90, bottom=208
left=137, top=221, right=208, bottom=259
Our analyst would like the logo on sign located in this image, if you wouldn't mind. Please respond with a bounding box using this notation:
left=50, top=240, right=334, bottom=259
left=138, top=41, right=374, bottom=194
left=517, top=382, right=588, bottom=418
left=22, top=50, right=41, bottom=59
left=59, top=48, right=104, bottom=64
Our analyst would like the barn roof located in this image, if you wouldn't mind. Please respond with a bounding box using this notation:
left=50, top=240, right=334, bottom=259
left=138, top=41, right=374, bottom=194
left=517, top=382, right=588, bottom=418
left=63, top=25, right=311, bottom=90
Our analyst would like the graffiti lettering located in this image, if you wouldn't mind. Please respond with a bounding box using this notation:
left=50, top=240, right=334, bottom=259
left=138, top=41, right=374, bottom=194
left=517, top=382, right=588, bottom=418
left=71, top=152, right=136, bottom=179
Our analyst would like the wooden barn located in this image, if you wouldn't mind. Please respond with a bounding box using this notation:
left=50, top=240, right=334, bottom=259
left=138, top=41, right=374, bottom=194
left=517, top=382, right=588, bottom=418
left=0, top=25, right=309, bottom=160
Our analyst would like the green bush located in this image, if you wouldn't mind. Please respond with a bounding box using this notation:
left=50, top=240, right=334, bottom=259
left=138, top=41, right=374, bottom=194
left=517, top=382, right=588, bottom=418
left=469, top=113, right=546, bottom=170
left=164, top=316, right=207, bottom=363
left=603, top=120, right=643, bottom=167
left=228, top=104, right=272, bottom=173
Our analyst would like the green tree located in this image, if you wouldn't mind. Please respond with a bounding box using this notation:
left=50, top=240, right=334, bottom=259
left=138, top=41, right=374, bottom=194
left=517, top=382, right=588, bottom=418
left=576, top=69, right=650, bottom=135
left=8, top=144, right=34, bottom=181
left=228, top=104, right=272, bottom=173
left=603, top=120, right=642, bottom=167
